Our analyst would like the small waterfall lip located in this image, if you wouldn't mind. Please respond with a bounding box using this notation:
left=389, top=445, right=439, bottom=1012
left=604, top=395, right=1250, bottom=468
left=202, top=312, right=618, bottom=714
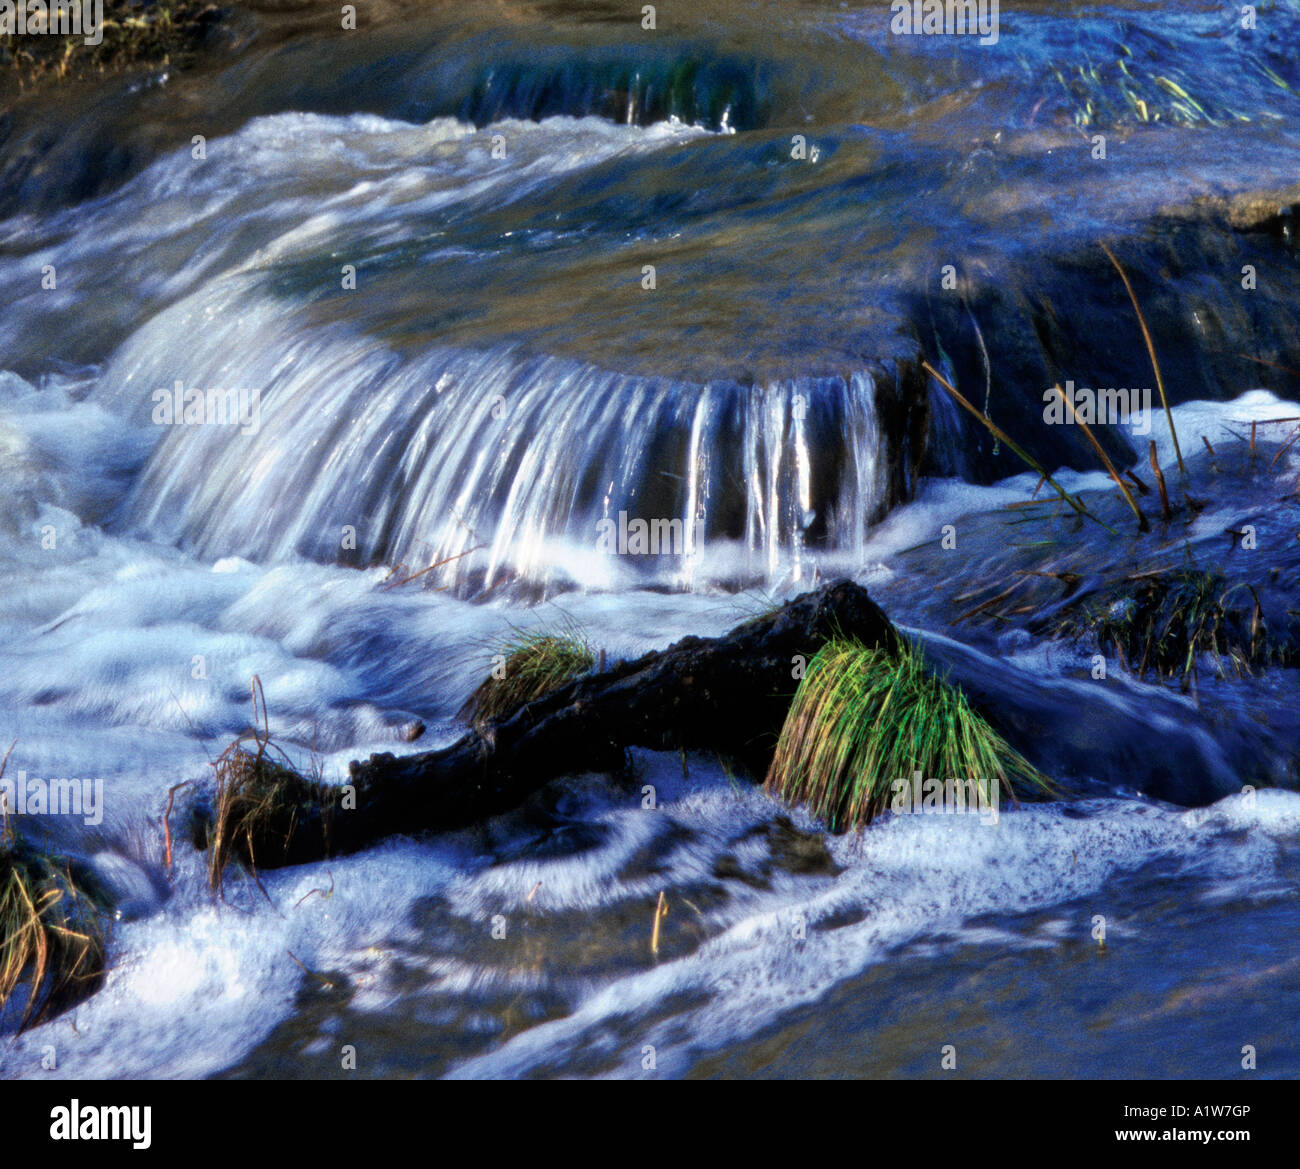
left=106, top=287, right=899, bottom=598
left=0, top=109, right=717, bottom=373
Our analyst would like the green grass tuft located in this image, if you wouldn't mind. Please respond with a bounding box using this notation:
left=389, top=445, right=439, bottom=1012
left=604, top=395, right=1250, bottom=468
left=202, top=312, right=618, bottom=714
left=765, top=638, right=1054, bottom=831
left=460, top=629, right=596, bottom=727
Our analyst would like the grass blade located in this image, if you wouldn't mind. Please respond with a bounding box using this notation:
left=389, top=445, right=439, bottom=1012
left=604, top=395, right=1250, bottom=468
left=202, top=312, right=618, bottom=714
left=1100, top=241, right=1185, bottom=474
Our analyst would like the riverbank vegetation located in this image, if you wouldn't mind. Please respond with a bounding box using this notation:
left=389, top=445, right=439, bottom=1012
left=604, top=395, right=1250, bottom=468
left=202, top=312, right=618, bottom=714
left=1, top=0, right=227, bottom=92
left=1, top=748, right=107, bottom=1031
left=765, top=638, right=1053, bottom=831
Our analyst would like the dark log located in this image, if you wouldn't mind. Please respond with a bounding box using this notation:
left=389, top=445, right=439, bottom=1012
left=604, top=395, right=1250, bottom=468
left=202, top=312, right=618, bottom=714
left=234, top=579, right=897, bottom=869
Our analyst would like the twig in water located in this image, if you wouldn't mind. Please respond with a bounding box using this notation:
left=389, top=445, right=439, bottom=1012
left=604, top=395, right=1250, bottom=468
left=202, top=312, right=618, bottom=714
left=1100, top=241, right=1185, bottom=474
left=295, top=871, right=336, bottom=909
left=953, top=581, right=1024, bottom=624
left=380, top=545, right=485, bottom=591
left=1230, top=352, right=1300, bottom=379
left=1268, top=427, right=1300, bottom=470
left=650, top=890, right=668, bottom=956
left=923, top=362, right=1110, bottom=530
left=162, top=782, right=194, bottom=873
left=1148, top=441, right=1172, bottom=521
left=1052, top=384, right=1148, bottom=530
left=287, top=950, right=335, bottom=990
left=1125, top=469, right=1151, bottom=495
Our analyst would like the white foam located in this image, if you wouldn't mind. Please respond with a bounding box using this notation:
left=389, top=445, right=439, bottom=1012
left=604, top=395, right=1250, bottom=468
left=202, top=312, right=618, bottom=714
left=446, top=790, right=1300, bottom=1078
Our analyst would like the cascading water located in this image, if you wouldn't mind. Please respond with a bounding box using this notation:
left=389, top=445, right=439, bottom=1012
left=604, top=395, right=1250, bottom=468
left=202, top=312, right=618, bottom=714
left=113, top=304, right=891, bottom=594
left=5, top=107, right=914, bottom=596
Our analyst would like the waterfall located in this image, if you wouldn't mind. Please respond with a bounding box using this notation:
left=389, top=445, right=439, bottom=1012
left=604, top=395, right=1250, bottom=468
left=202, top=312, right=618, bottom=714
left=110, top=290, right=897, bottom=595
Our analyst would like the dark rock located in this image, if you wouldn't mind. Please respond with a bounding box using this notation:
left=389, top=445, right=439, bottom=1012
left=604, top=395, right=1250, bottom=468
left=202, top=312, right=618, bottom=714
left=232, top=579, right=896, bottom=868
